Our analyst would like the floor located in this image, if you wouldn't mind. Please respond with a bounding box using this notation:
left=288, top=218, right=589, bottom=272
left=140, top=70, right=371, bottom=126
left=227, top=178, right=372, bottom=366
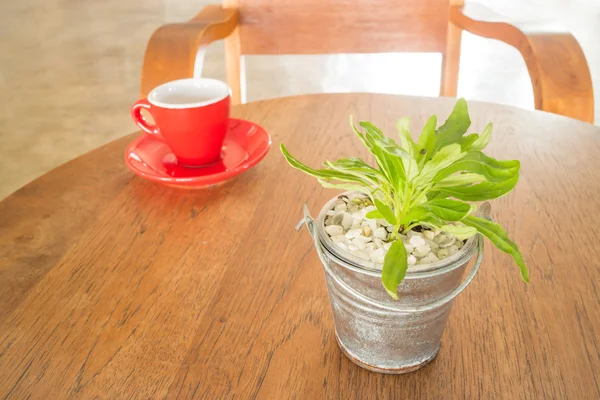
left=0, top=0, right=599, bottom=199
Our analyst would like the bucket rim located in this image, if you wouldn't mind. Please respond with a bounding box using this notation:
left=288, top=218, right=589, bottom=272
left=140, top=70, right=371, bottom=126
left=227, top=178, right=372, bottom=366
left=316, top=192, right=478, bottom=279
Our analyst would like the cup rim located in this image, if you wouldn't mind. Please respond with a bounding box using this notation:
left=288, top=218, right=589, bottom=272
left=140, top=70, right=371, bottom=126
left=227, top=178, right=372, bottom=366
left=148, top=78, right=231, bottom=109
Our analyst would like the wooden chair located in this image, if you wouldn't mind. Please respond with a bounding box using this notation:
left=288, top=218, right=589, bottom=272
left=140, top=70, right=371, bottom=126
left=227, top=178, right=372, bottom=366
left=140, top=1, right=594, bottom=123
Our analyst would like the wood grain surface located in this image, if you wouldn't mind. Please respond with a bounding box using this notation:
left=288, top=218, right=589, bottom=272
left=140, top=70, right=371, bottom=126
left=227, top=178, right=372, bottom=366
left=1, top=94, right=600, bottom=399
left=230, top=0, right=450, bottom=55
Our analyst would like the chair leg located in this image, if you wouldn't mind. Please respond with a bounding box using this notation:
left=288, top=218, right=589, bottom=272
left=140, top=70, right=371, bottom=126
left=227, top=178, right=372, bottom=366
left=225, top=26, right=243, bottom=105
left=441, top=21, right=463, bottom=97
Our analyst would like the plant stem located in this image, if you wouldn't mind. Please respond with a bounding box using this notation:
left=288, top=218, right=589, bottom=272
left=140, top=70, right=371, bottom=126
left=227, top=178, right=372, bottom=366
left=403, top=222, right=421, bottom=233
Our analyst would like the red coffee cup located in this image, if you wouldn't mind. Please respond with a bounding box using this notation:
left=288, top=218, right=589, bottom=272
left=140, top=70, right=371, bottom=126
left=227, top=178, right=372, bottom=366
left=131, top=78, right=231, bottom=167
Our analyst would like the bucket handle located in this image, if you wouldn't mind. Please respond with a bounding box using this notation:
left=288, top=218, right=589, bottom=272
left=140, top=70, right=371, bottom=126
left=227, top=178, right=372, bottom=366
left=297, top=204, right=484, bottom=313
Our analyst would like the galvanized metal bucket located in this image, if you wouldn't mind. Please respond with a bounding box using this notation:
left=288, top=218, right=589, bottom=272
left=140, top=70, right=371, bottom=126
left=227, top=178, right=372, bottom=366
left=298, top=198, right=484, bottom=374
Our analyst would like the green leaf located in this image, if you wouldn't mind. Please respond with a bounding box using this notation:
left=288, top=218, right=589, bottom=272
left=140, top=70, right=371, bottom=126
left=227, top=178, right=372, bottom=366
left=417, top=143, right=466, bottom=184
left=419, top=215, right=445, bottom=229
left=435, top=173, right=486, bottom=187
left=434, top=98, right=471, bottom=152
left=399, top=206, right=428, bottom=226
left=369, top=137, right=406, bottom=192
left=433, top=152, right=520, bottom=183
left=374, top=136, right=418, bottom=181
left=420, top=198, right=471, bottom=221
left=359, top=121, right=385, bottom=139
left=381, top=241, right=408, bottom=299
left=461, top=133, right=479, bottom=152
left=397, top=117, right=418, bottom=156
left=350, top=116, right=371, bottom=148
left=416, top=115, right=437, bottom=165
left=365, top=210, right=384, bottom=219
left=374, top=136, right=411, bottom=158
left=373, top=199, right=397, bottom=225
left=441, top=224, right=478, bottom=240
left=324, top=160, right=380, bottom=186
left=469, top=152, right=520, bottom=174
left=426, top=191, right=447, bottom=201
left=280, top=144, right=366, bottom=184
left=399, top=204, right=449, bottom=228
left=431, top=173, right=519, bottom=201
left=462, top=216, right=529, bottom=282
left=318, top=180, right=373, bottom=198
left=328, top=157, right=384, bottom=179
left=350, top=119, right=400, bottom=188
left=469, top=123, right=492, bottom=151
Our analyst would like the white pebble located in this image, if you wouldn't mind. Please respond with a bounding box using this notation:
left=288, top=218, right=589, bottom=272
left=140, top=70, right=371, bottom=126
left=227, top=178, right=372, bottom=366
left=341, top=213, right=353, bottom=230
left=331, top=235, right=346, bottom=243
left=351, top=211, right=363, bottom=219
left=325, top=225, right=344, bottom=236
left=414, top=245, right=431, bottom=257
left=353, top=235, right=372, bottom=244
left=321, top=193, right=476, bottom=266
left=370, top=248, right=386, bottom=264
left=409, top=235, right=426, bottom=247
left=354, top=239, right=366, bottom=250
left=426, top=239, right=439, bottom=251
left=449, top=244, right=459, bottom=255
left=437, top=235, right=457, bottom=248
left=437, top=248, right=450, bottom=258
left=362, top=226, right=372, bottom=237
left=334, top=203, right=347, bottom=212
left=331, top=212, right=344, bottom=225
left=345, top=229, right=362, bottom=239
left=407, top=230, right=419, bottom=239
left=324, top=193, right=470, bottom=266
left=366, top=218, right=377, bottom=231
left=373, top=227, right=388, bottom=240
left=426, top=252, right=440, bottom=263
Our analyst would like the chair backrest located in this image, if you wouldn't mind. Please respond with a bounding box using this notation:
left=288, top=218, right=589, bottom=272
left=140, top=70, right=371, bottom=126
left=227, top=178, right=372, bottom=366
left=223, top=0, right=464, bottom=103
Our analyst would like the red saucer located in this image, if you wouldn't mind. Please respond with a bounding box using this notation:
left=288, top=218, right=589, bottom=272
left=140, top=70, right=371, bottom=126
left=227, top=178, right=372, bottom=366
left=125, top=118, right=271, bottom=188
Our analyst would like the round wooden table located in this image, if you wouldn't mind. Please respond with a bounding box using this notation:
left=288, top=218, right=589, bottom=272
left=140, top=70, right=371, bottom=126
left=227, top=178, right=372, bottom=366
left=1, top=94, right=599, bottom=399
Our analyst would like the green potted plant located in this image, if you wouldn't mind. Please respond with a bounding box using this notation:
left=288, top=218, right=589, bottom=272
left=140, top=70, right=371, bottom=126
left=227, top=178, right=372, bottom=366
left=281, top=98, right=528, bottom=374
